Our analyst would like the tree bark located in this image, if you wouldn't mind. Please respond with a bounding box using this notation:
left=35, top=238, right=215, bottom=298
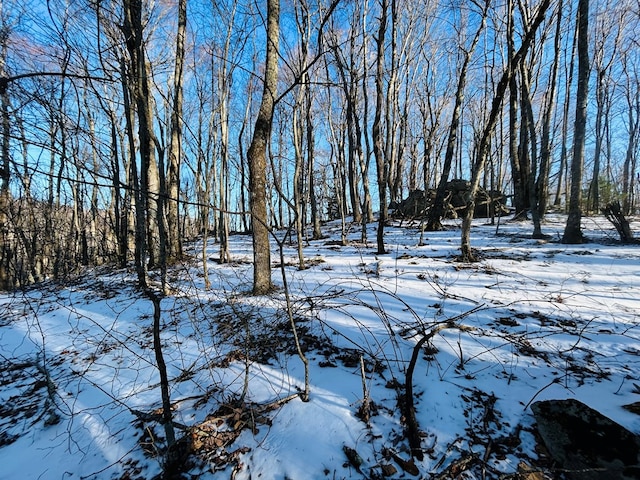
left=0, top=22, right=10, bottom=289
left=508, top=0, right=527, bottom=220
left=537, top=0, right=563, bottom=223
left=248, top=0, right=279, bottom=294
left=426, top=2, right=488, bottom=231
left=307, top=75, right=321, bottom=240
left=520, top=62, right=541, bottom=236
left=217, top=1, right=239, bottom=265
left=373, top=0, right=388, bottom=255
left=461, top=0, right=553, bottom=261
left=123, top=0, right=163, bottom=281
left=166, top=0, right=186, bottom=263
left=622, top=59, right=639, bottom=215
left=562, top=0, right=589, bottom=244
left=120, top=55, right=147, bottom=288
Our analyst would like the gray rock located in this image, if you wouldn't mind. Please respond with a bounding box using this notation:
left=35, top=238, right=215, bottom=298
left=531, top=399, right=640, bottom=479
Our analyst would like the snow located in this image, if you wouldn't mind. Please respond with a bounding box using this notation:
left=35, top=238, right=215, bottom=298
left=1, top=214, right=639, bottom=479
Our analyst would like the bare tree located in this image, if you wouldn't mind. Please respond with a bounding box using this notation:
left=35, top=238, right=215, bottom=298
left=216, top=0, right=244, bottom=264
left=562, top=0, right=589, bottom=244
left=461, top=0, right=553, bottom=261
left=328, top=22, right=365, bottom=226
left=166, top=0, right=187, bottom=263
left=0, top=11, right=10, bottom=290
left=586, top=1, right=623, bottom=213
left=373, top=0, right=389, bottom=254
left=621, top=53, right=639, bottom=215
left=535, top=0, right=564, bottom=229
left=426, top=0, right=489, bottom=232
left=507, top=0, right=528, bottom=220
left=292, top=0, right=313, bottom=268
left=248, top=0, right=279, bottom=294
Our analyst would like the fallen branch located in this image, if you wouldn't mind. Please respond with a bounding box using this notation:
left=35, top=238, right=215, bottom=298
left=403, top=306, right=483, bottom=460
left=433, top=452, right=479, bottom=479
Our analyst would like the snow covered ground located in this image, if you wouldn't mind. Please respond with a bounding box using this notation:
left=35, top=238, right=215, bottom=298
left=1, top=214, right=639, bottom=479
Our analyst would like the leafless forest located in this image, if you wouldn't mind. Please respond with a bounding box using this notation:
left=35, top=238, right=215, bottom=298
left=0, top=0, right=639, bottom=292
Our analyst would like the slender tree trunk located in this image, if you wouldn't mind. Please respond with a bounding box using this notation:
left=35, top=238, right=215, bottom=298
left=123, top=0, right=163, bottom=282
left=86, top=102, right=100, bottom=265
left=238, top=78, right=254, bottom=233
left=562, top=0, right=589, bottom=244
left=331, top=41, right=364, bottom=225
left=554, top=15, right=578, bottom=207
left=622, top=66, right=639, bottom=215
left=358, top=4, right=373, bottom=227
left=108, top=112, right=127, bottom=267
left=307, top=76, right=321, bottom=239
left=346, top=106, right=362, bottom=225
left=148, top=292, right=176, bottom=457
left=293, top=88, right=306, bottom=268
left=427, top=2, right=488, bottom=231
left=292, top=0, right=311, bottom=267
left=218, top=101, right=231, bottom=264
left=323, top=56, right=348, bottom=243
left=121, top=55, right=147, bottom=288
left=461, top=0, right=552, bottom=261
left=520, top=62, right=542, bottom=237
left=537, top=0, right=563, bottom=221
left=587, top=70, right=604, bottom=213
left=167, top=0, right=186, bottom=263
left=248, top=0, right=279, bottom=294
left=384, top=0, right=400, bottom=206
left=0, top=23, right=11, bottom=290
left=373, top=0, right=388, bottom=255
left=419, top=87, right=438, bottom=193
left=141, top=73, right=162, bottom=271
left=127, top=6, right=161, bottom=269
left=217, top=1, right=239, bottom=265
left=508, top=0, right=527, bottom=219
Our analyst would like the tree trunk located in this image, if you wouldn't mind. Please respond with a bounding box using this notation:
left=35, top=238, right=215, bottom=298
left=307, top=79, right=321, bottom=240
left=519, top=62, right=541, bottom=237
left=330, top=21, right=374, bottom=228
left=562, top=0, right=589, bottom=244
left=554, top=16, right=577, bottom=207
left=323, top=55, right=348, bottom=243
left=373, top=0, right=388, bottom=255
left=427, top=2, right=488, bottom=231
left=508, top=0, right=527, bottom=220
left=238, top=78, right=254, bottom=233
left=461, top=0, right=553, bottom=261
left=537, top=0, right=563, bottom=222
left=358, top=6, right=373, bottom=227
left=166, top=0, right=186, bottom=263
left=293, top=87, right=306, bottom=268
left=217, top=1, right=239, bottom=265
left=120, top=55, right=147, bottom=288
left=0, top=24, right=10, bottom=290
left=248, top=0, right=279, bottom=294
left=384, top=0, right=401, bottom=207
left=141, top=71, right=162, bottom=271
left=622, top=62, right=639, bottom=215
left=602, top=201, right=635, bottom=243
left=588, top=69, right=605, bottom=213
left=122, top=0, right=163, bottom=282
left=127, top=2, right=161, bottom=269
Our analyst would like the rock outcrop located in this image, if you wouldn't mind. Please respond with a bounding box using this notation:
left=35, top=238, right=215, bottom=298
left=532, top=398, right=640, bottom=480
left=390, top=180, right=509, bottom=220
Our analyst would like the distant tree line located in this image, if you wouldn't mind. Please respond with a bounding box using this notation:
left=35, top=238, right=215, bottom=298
left=0, top=0, right=638, bottom=290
